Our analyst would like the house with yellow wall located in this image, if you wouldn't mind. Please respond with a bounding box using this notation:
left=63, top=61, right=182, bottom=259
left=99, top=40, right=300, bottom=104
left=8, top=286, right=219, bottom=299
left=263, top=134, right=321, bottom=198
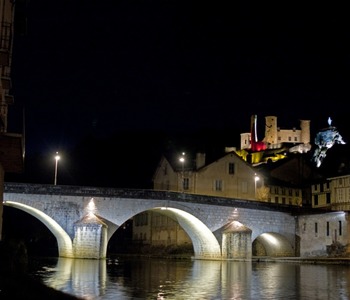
left=153, top=150, right=262, bottom=201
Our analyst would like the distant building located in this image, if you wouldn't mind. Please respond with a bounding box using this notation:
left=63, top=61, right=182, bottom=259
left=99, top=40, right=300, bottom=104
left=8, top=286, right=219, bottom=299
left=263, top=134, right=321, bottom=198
left=240, top=115, right=310, bottom=151
left=153, top=151, right=263, bottom=201
left=238, top=115, right=311, bottom=165
left=133, top=211, right=192, bottom=248
left=312, top=174, right=350, bottom=211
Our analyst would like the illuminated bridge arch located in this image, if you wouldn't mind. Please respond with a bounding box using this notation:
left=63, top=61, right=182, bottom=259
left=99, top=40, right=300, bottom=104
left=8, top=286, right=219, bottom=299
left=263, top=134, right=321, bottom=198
left=150, top=207, right=222, bottom=259
left=4, top=201, right=74, bottom=258
left=252, top=232, right=294, bottom=257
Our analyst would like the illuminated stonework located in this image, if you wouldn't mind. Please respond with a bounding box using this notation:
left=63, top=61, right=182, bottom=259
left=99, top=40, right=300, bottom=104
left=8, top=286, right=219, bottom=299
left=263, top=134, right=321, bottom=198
left=312, top=117, right=346, bottom=167
left=73, top=214, right=108, bottom=259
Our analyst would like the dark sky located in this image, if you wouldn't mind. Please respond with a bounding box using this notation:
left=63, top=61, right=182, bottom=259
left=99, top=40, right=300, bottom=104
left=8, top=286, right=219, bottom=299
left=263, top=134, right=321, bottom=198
left=5, top=1, right=350, bottom=187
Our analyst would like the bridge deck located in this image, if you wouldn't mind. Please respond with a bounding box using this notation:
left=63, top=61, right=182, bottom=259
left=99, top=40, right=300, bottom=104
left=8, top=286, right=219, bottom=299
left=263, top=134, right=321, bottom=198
left=4, top=182, right=322, bottom=215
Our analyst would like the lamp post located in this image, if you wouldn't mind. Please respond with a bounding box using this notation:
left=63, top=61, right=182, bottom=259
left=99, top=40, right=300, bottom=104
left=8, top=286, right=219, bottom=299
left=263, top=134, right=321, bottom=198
left=179, top=152, right=185, bottom=192
left=254, top=173, right=260, bottom=199
left=54, top=152, right=60, bottom=185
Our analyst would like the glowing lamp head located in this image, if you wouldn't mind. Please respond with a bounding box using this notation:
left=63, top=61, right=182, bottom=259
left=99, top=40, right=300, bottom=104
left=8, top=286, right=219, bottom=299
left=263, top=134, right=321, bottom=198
left=55, top=152, right=60, bottom=161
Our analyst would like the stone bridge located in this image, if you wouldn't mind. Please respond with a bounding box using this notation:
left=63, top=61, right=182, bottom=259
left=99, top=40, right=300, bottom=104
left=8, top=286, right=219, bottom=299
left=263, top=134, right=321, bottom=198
left=3, top=182, right=303, bottom=260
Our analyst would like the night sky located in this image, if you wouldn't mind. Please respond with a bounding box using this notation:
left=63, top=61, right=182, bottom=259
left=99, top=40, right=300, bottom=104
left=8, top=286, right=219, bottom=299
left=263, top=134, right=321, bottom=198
left=5, top=1, right=350, bottom=187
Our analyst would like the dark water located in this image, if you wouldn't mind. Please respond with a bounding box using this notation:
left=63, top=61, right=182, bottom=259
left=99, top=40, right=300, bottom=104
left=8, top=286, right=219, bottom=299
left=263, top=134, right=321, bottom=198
left=28, top=257, right=350, bottom=300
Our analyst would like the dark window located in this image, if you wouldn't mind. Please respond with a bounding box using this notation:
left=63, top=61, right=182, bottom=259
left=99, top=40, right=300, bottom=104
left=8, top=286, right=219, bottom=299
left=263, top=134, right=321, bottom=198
left=183, top=178, right=189, bottom=190
left=315, top=223, right=318, bottom=235
left=228, top=163, right=235, bottom=174
left=320, top=184, right=324, bottom=192
left=326, top=222, right=330, bottom=236
left=326, top=193, right=331, bottom=204
left=314, top=195, right=319, bottom=206
left=339, top=221, right=342, bottom=236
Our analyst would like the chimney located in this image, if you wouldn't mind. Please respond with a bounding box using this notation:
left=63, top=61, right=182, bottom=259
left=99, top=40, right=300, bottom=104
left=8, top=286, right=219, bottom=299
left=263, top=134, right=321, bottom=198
left=196, top=153, right=206, bottom=169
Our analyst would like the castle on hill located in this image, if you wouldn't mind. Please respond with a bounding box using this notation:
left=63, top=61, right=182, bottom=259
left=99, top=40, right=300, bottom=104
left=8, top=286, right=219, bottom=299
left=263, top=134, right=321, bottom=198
left=236, top=115, right=311, bottom=165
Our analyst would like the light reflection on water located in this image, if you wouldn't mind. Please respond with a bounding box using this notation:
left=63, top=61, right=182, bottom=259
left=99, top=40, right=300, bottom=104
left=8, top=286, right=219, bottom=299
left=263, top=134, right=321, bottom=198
left=29, top=257, right=350, bottom=300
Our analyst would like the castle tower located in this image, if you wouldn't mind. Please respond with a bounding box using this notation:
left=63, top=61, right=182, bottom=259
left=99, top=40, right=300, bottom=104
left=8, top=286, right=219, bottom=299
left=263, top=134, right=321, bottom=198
left=264, top=116, right=278, bottom=146
left=300, top=120, right=310, bottom=144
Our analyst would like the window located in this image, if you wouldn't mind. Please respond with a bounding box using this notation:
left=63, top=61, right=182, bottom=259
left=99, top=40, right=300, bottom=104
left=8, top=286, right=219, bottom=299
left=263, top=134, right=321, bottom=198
left=183, top=178, right=189, bottom=190
left=288, top=189, right=293, bottom=196
left=228, top=163, right=235, bottom=174
left=315, top=223, right=318, bottom=236
left=326, top=193, right=331, bottom=204
left=288, top=136, right=292, bottom=141
left=326, top=222, right=330, bottom=236
left=294, top=137, right=298, bottom=141
left=215, top=179, right=222, bottom=191
left=274, top=196, right=279, bottom=203
left=339, top=221, right=342, bottom=236
left=282, top=197, right=286, bottom=204
left=314, top=195, right=318, bottom=206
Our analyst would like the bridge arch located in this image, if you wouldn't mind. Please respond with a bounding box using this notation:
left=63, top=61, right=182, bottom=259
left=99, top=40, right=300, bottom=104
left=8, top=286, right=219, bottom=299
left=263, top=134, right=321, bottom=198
left=150, top=207, right=222, bottom=259
left=4, top=201, right=74, bottom=258
left=252, top=232, right=294, bottom=257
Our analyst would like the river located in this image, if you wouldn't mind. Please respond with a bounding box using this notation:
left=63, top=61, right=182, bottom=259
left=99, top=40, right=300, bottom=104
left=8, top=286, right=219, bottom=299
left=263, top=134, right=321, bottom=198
left=27, top=256, right=350, bottom=300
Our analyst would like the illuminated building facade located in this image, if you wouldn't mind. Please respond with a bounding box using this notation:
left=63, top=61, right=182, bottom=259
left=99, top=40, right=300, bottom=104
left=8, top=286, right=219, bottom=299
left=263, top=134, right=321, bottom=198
left=153, top=150, right=304, bottom=206
left=238, top=115, right=311, bottom=165
left=312, top=175, right=350, bottom=211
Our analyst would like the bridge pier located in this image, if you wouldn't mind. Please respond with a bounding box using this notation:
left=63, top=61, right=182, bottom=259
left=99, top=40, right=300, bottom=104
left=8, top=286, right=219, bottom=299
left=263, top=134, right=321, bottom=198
left=73, top=213, right=108, bottom=259
left=221, top=221, right=252, bottom=259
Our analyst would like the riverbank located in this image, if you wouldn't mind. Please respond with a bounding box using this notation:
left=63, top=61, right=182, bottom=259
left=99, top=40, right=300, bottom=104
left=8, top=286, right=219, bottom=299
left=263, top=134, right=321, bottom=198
left=0, top=240, right=82, bottom=300
left=0, top=274, right=82, bottom=300
left=252, top=256, right=350, bottom=264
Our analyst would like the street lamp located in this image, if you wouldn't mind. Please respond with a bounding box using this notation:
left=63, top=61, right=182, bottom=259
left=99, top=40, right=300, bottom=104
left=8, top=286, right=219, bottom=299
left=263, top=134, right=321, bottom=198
left=254, top=173, right=260, bottom=199
left=54, top=152, right=60, bottom=185
left=179, top=152, right=185, bottom=192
